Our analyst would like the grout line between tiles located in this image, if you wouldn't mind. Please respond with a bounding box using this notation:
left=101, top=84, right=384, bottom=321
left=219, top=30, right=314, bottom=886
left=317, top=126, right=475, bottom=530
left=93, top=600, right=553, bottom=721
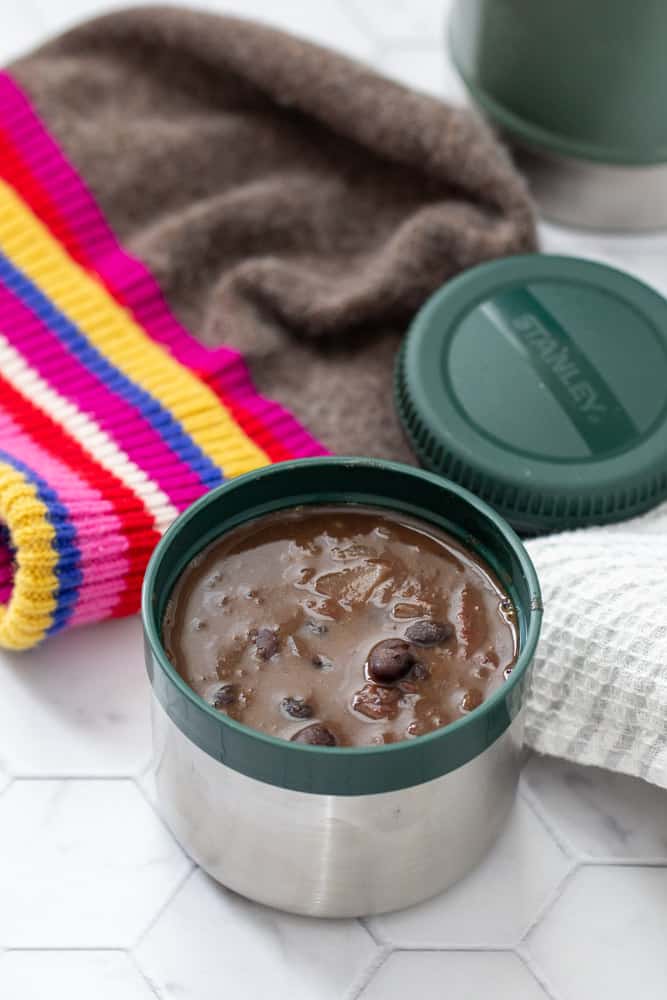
left=132, top=864, right=195, bottom=949
left=138, top=756, right=156, bottom=781
left=132, top=752, right=155, bottom=780
left=345, top=944, right=393, bottom=1000
left=521, top=782, right=667, bottom=868
left=519, top=782, right=581, bottom=860
left=515, top=945, right=562, bottom=1000
left=375, top=943, right=514, bottom=953
left=515, top=946, right=561, bottom=1000
left=579, top=857, right=667, bottom=868
left=129, top=950, right=165, bottom=1000
left=3, top=945, right=128, bottom=952
left=518, top=863, right=581, bottom=946
left=358, top=917, right=383, bottom=947
left=9, top=773, right=137, bottom=782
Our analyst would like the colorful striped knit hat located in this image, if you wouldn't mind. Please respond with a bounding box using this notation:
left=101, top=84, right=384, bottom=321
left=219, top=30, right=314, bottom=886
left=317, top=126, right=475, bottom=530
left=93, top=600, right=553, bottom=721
left=0, top=10, right=535, bottom=651
left=0, top=74, right=325, bottom=650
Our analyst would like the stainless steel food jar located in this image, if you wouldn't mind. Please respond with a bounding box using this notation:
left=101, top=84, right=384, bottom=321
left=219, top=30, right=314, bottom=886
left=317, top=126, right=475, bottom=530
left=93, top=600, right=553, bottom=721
left=142, top=458, right=542, bottom=917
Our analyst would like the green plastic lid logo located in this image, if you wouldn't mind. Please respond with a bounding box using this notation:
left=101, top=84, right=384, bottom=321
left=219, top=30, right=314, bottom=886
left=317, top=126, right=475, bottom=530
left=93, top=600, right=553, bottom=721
left=482, top=287, right=639, bottom=455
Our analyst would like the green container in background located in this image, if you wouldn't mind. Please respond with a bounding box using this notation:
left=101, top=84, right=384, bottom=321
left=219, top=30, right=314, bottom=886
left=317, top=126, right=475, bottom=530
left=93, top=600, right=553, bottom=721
left=449, top=0, right=667, bottom=230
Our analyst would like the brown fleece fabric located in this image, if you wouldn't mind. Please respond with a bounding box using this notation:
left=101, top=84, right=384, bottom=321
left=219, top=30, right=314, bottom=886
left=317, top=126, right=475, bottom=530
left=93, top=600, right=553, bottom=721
left=11, top=6, right=537, bottom=459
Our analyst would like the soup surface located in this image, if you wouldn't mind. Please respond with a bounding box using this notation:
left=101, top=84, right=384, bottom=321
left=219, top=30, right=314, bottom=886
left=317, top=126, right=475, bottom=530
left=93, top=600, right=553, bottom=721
left=163, top=505, right=518, bottom=746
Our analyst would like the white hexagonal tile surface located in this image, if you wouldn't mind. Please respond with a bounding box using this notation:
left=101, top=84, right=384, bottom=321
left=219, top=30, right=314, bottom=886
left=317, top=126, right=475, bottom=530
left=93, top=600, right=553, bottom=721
left=136, top=868, right=378, bottom=1000
left=0, top=1, right=44, bottom=64
left=346, top=0, right=451, bottom=43
left=33, top=0, right=374, bottom=59
left=221, top=0, right=374, bottom=57
left=0, top=951, right=155, bottom=1000
left=526, top=867, right=667, bottom=1000
left=370, top=798, right=572, bottom=948
left=361, top=951, right=548, bottom=1000
left=524, top=755, right=667, bottom=859
left=0, top=617, right=151, bottom=777
left=375, top=47, right=465, bottom=100
left=0, top=766, right=10, bottom=797
left=0, top=779, right=190, bottom=947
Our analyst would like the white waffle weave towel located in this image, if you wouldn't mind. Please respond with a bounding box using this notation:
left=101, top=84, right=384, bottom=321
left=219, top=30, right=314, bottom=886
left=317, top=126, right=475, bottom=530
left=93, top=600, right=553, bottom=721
left=524, top=500, right=667, bottom=786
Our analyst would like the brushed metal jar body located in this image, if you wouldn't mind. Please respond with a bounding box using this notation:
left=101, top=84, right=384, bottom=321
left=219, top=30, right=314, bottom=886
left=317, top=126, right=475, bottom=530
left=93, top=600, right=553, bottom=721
left=151, top=694, right=525, bottom=918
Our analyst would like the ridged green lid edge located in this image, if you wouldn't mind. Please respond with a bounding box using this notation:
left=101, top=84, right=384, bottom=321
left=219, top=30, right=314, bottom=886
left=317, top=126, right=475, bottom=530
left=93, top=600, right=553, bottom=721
left=395, top=341, right=667, bottom=535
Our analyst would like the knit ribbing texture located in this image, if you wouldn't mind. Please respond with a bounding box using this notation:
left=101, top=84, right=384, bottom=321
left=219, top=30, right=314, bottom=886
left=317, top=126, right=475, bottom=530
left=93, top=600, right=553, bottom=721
left=0, top=73, right=326, bottom=650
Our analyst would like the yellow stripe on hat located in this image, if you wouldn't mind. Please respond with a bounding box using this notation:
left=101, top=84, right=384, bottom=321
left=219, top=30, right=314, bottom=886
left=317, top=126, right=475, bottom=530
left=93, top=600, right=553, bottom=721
left=0, top=181, right=270, bottom=478
left=0, top=460, right=58, bottom=650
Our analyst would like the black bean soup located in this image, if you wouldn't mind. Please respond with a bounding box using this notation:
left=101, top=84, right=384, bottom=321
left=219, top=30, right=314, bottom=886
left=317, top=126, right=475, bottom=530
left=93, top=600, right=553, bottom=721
left=162, top=506, right=518, bottom=747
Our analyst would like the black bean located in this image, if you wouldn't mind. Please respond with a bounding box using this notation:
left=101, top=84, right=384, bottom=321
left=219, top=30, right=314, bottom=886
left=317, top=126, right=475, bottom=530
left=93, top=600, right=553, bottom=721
left=255, top=628, right=279, bottom=660
left=281, top=696, right=313, bottom=720
left=367, top=638, right=414, bottom=684
left=212, top=684, right=238, bottom=709
left=291, top=723, right=337, bottom=746
left=405, top=619, right=454, bottom=646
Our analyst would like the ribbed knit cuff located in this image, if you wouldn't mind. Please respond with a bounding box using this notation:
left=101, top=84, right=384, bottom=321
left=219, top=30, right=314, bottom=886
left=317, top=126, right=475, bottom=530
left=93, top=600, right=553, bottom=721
left=0, top=71, right=326, bottom=649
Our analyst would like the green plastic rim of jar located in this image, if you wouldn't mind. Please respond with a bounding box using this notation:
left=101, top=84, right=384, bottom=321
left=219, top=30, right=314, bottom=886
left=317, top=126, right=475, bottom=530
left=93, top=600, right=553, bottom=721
left=142, top=457, right=542, bottom=796
left=448, top=3, right=667, bottom=166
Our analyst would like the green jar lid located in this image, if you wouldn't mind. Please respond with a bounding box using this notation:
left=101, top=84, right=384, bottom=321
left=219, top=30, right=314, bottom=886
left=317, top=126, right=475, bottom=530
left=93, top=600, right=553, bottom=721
left=396, top=255, right=667, bottom=534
